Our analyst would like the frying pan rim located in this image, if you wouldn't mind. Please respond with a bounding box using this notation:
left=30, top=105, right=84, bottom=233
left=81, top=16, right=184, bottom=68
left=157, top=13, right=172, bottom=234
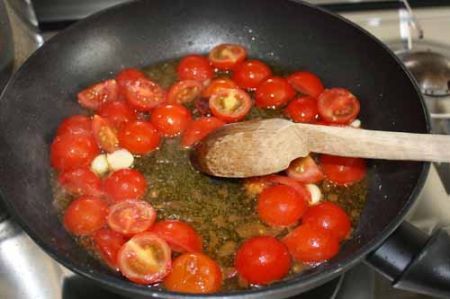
left=0, top=0, right=431, bottom=297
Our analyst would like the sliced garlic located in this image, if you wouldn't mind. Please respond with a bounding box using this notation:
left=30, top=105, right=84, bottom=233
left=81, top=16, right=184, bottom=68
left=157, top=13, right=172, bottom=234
left=306, top=184, right=322, bottom=205
left=91, top=154, right=109, bottom=176
left=107, top=149, right=134, bottom=171
left=350, top=119, right=361, bottom=128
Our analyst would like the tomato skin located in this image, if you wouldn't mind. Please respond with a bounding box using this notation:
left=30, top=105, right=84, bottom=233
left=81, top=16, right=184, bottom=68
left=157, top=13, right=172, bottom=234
left=56, top=115, right=92, bottom=136
left=63, top=196, right=108, bottom=236
left=116, top=68, right=146, bottom=90
left=286, top=156, right=324, bottom=184
left=287, top=71, right=324, bottom=98
left=150, top=104, right=192, bottom=137
left=51, top=134, right=99, bottom=171
left=181, top=117, right=225, bottom=147
left=255, top=77, right=295, bottom=108
left=118, top=232, right=171, bottom=285
left=303, top=202, right=351, bottom=240
left=107, top=200, right=156, bottom=235
left=317, top=88, right=360, bottom=124
left=208, top=44, right=247, bottom=70
left=235, top=236, right=291, bottom=285
left=284, top=96, right=319, bottom=123
left=118, top=121, right=161, bottom=154
left=167, top=80, right=203, bottom=105
left=98, top=101, right=137, bottom=129
left=77, top=79, right=119, bottom=111
left=92, top=115, right=119, bottom=153
left=58, top=167, right=103, bottom=197
left=164, top=253, right=222, bottom=294
left=177, top=55, right=213, bottom=83
left=103, top=169, right=147, bottom=202
left=125, top=78, right=166, bottom=111
left=93, top=228, right=126, bottom=270
left=257, top=185, right=308, bottom=227
left=209, top=88, right=252, bottom=122
left=150, top=220, right=203, bottom=253
left=202, top=78, right=238, bottom=98
left=320, top=155, right=366, bottom=186
left=232, top=60, right=272, bottom=90
left=282, top=224, right=340, bottom=263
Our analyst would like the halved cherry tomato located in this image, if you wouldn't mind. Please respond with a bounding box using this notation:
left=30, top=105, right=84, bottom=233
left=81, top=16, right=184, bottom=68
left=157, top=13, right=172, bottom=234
left=267, top=175, right=311, bottom=201
left=93, top=228, right=126, bottom=270
left=303, top=202, right=351, bottom=241
left=235, top=236, right=291, bottom=285
left=284, top=96, right=319, bottom=123
left=98, top=101, right=137, bottom=129
left=255, top=76, right=295, bottom=108
left=164, top=253, right=222, bottom=294
left=150, top=104, right=192, bottom=137
left=107, top=200, right=156, bottom=235
left=287, top=71, right=324, bottom=98
left=320, top=155, right=366, bottom=186
left=317, top=88, right=360, bottom=124
left=150, top=220, right=203, bottom=253
left=118, top=232, right=171, bottom=285
left=63, top=196, right=108, bottom=236
left=118, top=121, right=161, bottom=154
left=243, top=175, right=311, bottom=200
left=103, top=169, right=147, bottom=201
left=56, top=115, right=92, bottom=136
left=125, top=78, right=166, bottom=111
left=77, top=79, right=118, bottom=110
left=167, top=80, right=203, bottom=105
left=92, top=115, right=119, bottom=153
left=181, top=117, right=225, bottom=147
left=116, top=68, right=146, bottom=90
left=282, top=224, right=340, bottom=263
left=286, top=156, right=324, bottom=184
left=232, top=60, right=272, bottom=90
left=257, top=184, right=308, bottom=227
left=177, top=55, right=213, bottom=83
left=209, top=88, right=252, bottom=122
left=202, top=78, right=238, bottom=98
left=50, top=134, right=99, bottom=171
left=208, top=44, right=247, bottom=70
left=58, top=167, right=102, bottom=197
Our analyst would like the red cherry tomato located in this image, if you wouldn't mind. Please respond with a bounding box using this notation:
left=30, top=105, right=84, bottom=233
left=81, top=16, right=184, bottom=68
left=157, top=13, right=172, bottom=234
left=167, top=80, right=203, bottom=105
left=177, top=55, right=213, bottom=83
left=63, top=196, right=108, bottom=236
left=208, top=44, right=247, bottom=70
left=232, top=60, right=272, bottom=90
left=50, top=134, right=99, bottom=171
left=202, top=78, right=238, bottom=98
left=286, top=156, right=324, bottom=184
left=103, top=169, right=147, bottom=201
left=235, top=236, right=291, bottom=285
left=266, top=175, right=311, bottom=201
left=118, top=121, right=161, bottom=154
left=116, top=68, right=146, bottom=90
left=303, top=202, right=351, bottom=240
left=92, top=115, right=119, bottom=153
left=98, top=101, right=136, bottom=129
left=181, top=117, right=225, bottom=147
left=58, top=168, right=103, bottom=197
left=255, top=76, right=295, bottom=108
left=284, top=96, right=319, bottom=123
left=209, top=88, right=252, bottom=122
left=282, top=224, right=340, bottom=263
left=93, top=228, right=126, bottom=270
left=320, top=155, right=366, bottom=186
left=150, top=220, right=203, bottom=253
left=77, top=79, right=118, bottom=110
left=125, top=78, right=166, bottom=111
left=56, top=115, right=92, bottom=136
left=257, top=184, right=308, bottom=227
left=150, top=104, right=192, bottom=137
left=164, top=253, right=222, bottom=294
left=317, top=88, right=360, bottom=124
left=118, top=232, right=171, bottom=285
left=287, top=71, right=324, bottom=98
left=107, top=200, right=156, bottom=235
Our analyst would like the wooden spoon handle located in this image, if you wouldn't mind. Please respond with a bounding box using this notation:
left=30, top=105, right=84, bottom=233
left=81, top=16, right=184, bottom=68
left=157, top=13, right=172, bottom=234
left=295, top=123, right=450, bottom=162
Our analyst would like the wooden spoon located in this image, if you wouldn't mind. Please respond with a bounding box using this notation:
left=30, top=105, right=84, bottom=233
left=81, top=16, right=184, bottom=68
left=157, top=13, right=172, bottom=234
left=191, top=118, right=450, bottom=177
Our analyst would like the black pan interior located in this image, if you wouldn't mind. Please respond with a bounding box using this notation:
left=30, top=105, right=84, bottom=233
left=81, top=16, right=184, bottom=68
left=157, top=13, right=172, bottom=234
left=0, top=0, right=429, bottom=298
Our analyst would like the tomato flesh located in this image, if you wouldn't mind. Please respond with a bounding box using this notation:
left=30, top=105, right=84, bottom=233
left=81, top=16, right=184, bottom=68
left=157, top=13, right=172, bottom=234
left=286, top=156, right=324, bottom=184
left=118, top=121, right=161, bottom=154
left=232, top=60, right=272, bottom=90
left=125, top=78, right=166, bottom=111
left=177, top=55, right=213, bottom=83
left=202, top=78, right=238, bottom=98
left=208, top=44, right=247, bottom=70
left=209, top=88, right=252, bottom=122
left=94, top=228, right=126, bottom=270
left=317, top=88, right=360, bottom=124
left=92, top=115, right=119, bottom=153
left=56, top=115, right=92, bottom=136
left=287, top=71, right=324, bottom=98
left=63, top=196, right=108, bottom=236
left=103, top=169, right=148, bottom=201
left=150, top=104, right=192, bottom=137
left=58, top=167, right=103, bottom=197
left=77, top=79, right=118, bottom=110
left=150, top=220, right=203, bottom=253
left=107, top=200, right=156, bottom=235
left=303, top=202, right=351, bottom=240
left=167, top=80, right=203, bottom=105
left=320, top=155, right=366, bottom=186
left=98, top=101, right=137, bottom=129
left=50, top=134, right=99, bottom=171
left=255, top=76, right=295, bottom=108
left=284, top=96, right=319, bottom=123
left=181, top=117, right=225, bottom=147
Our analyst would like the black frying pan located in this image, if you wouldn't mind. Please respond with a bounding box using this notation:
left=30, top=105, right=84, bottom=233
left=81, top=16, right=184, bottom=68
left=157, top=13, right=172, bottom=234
left=1, top=0, right=449, bottom=298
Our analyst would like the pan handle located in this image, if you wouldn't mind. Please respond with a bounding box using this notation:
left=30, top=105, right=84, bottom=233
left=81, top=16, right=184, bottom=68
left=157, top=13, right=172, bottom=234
left=366, top=222, right=450, bottom=298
